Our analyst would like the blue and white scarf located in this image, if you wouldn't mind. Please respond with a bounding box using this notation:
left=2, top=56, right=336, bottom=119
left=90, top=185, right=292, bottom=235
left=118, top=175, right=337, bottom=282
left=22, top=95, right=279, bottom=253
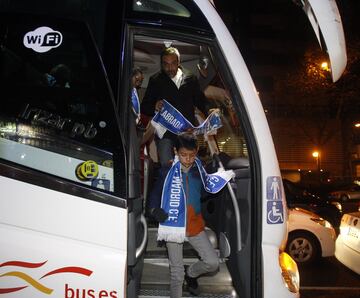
left=158, top=156, right=235, bottom=243
left=151, top=99, right=222, bottom=138
left=131, top=87, right=141, bottom=123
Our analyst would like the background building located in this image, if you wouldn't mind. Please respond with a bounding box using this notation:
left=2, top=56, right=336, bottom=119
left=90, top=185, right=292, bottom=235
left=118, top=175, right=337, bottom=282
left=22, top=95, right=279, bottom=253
left=215, top=0, right=360, bottom=183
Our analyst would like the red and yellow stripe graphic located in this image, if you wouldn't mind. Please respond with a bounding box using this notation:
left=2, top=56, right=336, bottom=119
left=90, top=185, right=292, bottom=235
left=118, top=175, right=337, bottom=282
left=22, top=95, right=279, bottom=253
left=0, top=271, right=53, bottom=294
left=0, top=260, right=93, bottom=295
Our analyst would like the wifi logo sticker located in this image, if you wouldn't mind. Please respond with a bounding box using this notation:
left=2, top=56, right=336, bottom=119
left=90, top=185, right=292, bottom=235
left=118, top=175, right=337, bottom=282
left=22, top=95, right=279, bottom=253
left=23, top=26, right=63, bottom=53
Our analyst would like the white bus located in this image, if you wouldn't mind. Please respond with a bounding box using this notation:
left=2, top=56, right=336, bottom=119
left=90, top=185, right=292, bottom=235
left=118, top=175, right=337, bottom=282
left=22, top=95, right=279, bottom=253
left=0, top=1, right=346, bottom=297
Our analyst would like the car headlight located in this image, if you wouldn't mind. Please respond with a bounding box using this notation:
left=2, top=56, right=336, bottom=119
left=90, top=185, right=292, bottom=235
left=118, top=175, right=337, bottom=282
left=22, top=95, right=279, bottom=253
left=279, top=252, right=300, bottom=293
left=339, top=225, right=350, bottom=236
left=310, top=217, right=333, bottom=228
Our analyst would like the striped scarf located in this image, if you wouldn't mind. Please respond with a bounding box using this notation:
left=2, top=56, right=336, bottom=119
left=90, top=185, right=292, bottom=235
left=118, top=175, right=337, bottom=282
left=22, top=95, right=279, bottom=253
left=158, top=156, right=234, bottom=243
left=151, top=99, right=222, bottom=138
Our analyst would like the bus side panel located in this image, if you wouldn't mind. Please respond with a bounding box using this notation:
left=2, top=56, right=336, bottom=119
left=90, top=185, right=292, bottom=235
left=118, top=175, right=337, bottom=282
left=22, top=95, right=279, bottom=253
left=194, top=1, right=296, bottom=297
left=0, top=176, right=127, bottom=298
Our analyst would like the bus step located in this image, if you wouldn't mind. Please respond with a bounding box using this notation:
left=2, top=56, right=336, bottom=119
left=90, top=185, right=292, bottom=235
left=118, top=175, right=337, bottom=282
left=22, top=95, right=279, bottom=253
left=139, top=288, right=235, bottom=298
left=141, top=259, right=236, bottom=297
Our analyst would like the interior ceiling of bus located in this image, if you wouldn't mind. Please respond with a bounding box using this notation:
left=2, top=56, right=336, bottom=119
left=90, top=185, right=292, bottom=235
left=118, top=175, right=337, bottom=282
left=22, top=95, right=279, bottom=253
left=134, top=36, right=201, bottom=74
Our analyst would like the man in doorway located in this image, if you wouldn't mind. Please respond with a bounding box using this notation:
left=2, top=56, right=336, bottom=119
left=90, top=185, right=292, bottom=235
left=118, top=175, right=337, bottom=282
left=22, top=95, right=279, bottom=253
left=141, top=47, right=211, bottom=166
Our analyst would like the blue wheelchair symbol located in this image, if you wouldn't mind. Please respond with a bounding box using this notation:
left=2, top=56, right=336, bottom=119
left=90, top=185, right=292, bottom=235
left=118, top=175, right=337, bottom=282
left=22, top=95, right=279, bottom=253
left=267, top=201, right=284, bottom=224
left=91, top=179, right=110, bottom=191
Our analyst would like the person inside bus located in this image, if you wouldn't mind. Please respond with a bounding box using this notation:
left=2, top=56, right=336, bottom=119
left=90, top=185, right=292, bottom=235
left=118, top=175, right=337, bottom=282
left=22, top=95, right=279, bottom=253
left=147, top=135, right=219, bottom=298
left=45, top=63, right=72, bottom=88
left=197, top=55, right=239, bottom=127
left=131, top=67, right=144, bottom=96
left=131, top=67, right=144, bottom=101
left=140, top=46, right=211, bottom=167
left=131, top=67, right=144, bottom=125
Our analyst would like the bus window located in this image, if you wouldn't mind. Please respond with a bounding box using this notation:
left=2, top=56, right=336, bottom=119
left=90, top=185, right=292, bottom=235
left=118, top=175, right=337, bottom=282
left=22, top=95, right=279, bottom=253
left=196, top=50, right=248, bottom=159
left=0, top=15, right=123, bottom=194
left=132, top=0, right=191, bottom=18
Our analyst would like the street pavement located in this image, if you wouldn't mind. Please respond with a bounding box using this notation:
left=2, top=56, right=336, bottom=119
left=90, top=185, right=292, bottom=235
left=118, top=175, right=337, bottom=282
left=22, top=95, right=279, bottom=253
left=299, top=257, right=360, bottom=298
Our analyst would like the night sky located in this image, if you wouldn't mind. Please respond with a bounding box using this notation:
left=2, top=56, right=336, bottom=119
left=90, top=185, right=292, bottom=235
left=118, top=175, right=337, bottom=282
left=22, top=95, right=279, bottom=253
left=213, top=0, right=360, bottom=108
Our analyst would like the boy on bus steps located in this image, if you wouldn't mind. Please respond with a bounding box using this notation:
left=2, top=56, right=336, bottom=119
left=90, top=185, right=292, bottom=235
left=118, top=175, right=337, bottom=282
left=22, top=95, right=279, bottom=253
left=148, top=135, right=234, bottom=298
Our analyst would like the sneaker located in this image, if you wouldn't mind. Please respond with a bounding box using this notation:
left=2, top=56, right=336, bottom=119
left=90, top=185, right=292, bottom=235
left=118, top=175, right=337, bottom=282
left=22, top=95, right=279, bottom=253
left=184, top=265, right=200, bottom=296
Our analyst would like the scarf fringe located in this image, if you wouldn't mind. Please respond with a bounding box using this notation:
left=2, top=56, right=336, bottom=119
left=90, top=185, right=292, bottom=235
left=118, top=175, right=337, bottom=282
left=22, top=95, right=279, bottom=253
left=157, top=225, right=186, bottom=243
left=151, top=118, right=167, bottom=138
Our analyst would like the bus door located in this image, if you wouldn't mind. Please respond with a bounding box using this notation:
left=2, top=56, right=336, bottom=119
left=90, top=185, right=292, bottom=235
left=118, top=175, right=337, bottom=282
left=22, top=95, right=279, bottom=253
left=0, top=11, right=129, bottom=298
left=296, top=0, right=347, bottom=82
left=124, top=1, right=268, bottom=297
left=124, top=0, right=347, bottom=297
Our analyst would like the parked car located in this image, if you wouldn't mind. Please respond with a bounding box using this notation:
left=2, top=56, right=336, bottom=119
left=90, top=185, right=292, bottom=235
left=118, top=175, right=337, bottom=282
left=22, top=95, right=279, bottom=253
left=329, top=183, right=360, bottom=201
left=286, top=208, right=336, bottom=265
left=283, top=179, right=342, bottom=229
left=335, top=212, right=360, bottom=274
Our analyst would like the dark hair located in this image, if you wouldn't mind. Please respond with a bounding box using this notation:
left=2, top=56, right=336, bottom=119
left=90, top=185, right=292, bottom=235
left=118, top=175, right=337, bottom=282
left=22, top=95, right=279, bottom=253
left=50, top=64, right=71, bottom=86
left=160, top=47, right=180, bottom=63
left=132, top=67, right=143, bottom=77
left=174, top=135, right=198, bottom=151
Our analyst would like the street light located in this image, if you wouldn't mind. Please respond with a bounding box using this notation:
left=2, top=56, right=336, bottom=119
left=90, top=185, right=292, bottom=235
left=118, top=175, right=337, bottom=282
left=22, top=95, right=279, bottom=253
left=321, top=62, right=329, bottom=72
left=312, top=151, right=321, bottom=172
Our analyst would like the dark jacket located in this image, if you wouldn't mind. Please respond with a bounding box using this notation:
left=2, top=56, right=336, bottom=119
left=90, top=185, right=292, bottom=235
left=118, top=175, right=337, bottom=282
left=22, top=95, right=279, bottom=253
left=141, top=68, right=209, bottom=139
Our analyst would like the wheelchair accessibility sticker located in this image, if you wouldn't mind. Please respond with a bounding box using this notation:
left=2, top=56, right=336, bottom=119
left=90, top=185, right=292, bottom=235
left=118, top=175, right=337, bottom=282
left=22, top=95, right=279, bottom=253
left=266, top=176, right=284, bottom=224
left=91, top=178, right=110, bottom=191
left=267, top=201, right=284, bottom=224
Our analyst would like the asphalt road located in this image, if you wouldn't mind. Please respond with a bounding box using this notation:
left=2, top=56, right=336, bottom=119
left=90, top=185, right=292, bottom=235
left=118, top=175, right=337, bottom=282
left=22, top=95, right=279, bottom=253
left=299, top=256, right=360, bottom=298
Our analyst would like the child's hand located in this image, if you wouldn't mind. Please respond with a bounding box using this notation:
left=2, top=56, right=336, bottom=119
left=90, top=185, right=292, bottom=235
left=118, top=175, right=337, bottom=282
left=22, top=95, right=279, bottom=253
left=151, top=208, right=168, bottom=223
